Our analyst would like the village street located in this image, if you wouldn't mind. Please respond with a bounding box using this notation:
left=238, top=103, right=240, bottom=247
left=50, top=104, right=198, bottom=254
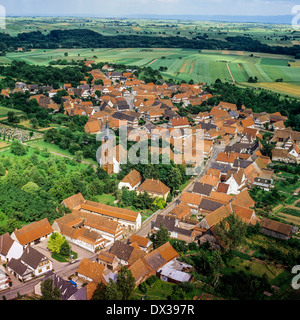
left=135, top=140, right=230, bottom=238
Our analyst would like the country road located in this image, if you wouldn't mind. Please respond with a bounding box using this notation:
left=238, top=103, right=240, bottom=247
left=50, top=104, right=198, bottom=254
left=226, top=63, right=236, bottom=84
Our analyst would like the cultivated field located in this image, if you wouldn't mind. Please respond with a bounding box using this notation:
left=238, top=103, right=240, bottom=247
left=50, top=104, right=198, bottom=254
left=1, top=17, right=299, bottom=98
left=2, top=47, right=300, bottom=97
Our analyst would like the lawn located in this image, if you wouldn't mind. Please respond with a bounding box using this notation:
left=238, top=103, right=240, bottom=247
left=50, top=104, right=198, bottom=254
left=0, top=138, right=10, bottom=149
left=0, top=146, right=92, bottom=174
left=132, top=279, right=175, bottom=300
left=0, top=106, right=24, bottom=118
left=94, top=194, right=116, bottom=205
left=223, top=257, right=284, bottom=282
left=26, top=140, right=98, bottom=166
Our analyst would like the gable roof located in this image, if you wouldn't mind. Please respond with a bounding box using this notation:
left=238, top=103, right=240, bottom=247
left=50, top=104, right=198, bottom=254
left=180, top=192, right=202, bottom=206
left=0, top=233, right=14, bottom=256
left=200, top=174, right=220, bottom=187
left=7, top=257, right=28, bottom=276
left=169, top=201, right=191, bottom=219
left=13, top=218, right=54, bottom=246
left=20, top=246, right=47, bottom=269
left=199, top=197, right=224, bottom=212
left=260, top=217, right=292, bottom=236
left=41, top=271, right=83, bottom=300
left=121, top=169, right=142, bottom=188
left=231, top=189, right=255, bottom=208
left=137, top=179, right=170, bottom=196
left=216, top=152, right=237, bottom=164
left=192, top=182, right=213, bottom=196
left=128, top=234, right=151, bottom=249
left=170, top=117, right=189, bottom=127
left=76, top=258, right=106, bottom=283
left=109, top=240, right=146, bottom=265
left=81, top=200, right=140, bottom=223
left=144, top=242, right=179, bottom=271
left=62, top=192, right=85, bottom=210
left=204, top=204, right=233, bottom=228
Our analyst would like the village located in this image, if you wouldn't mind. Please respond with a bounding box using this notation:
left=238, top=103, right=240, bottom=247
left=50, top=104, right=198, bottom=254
left=0, top=61, right=300, bottom=300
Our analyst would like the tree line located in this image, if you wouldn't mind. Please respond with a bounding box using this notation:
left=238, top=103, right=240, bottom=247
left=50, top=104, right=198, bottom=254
left=0, top=29, right=299, bottom=58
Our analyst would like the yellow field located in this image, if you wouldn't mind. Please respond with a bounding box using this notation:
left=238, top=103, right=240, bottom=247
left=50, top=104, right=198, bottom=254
left=132, top=27, right=142, bottom=31
left=190, top=60, right=196, bottom=74
left=0, top=142, right=9, bottom=148
left=289, top=61, right=300, bottom=67
left=146, top=59, right=158, bottom=66
left=179, top=60, right=190, bottom=73
left=244, top=82, right=300, bottom=98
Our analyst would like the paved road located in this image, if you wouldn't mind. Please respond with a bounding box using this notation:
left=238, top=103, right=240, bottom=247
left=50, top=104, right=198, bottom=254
left=0, top=260, right=83, bottom=300
left=0, top=242, right=98, bottom=300
left=135, top=142, right=226, bottom=238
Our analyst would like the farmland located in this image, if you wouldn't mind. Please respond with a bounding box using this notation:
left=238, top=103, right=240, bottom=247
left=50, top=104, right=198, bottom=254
left=2, top=47, right=300, bottom=98
left=0, top=17, right=299, bottom=98
left=2, top=17, right=298, bottom=48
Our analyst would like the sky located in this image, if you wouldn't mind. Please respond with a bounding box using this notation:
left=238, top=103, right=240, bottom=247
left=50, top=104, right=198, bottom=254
left=1, top=0, right=299, bottom=17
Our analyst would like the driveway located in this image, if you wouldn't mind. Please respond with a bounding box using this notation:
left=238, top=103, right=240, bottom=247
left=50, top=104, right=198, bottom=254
left=34, top=241, right=96, bottom=273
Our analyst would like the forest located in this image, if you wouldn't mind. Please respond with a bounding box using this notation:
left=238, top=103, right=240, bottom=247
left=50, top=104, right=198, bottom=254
left=0, top=29, right=299, bottom=58
left=0, top=144, right=119, bottom=234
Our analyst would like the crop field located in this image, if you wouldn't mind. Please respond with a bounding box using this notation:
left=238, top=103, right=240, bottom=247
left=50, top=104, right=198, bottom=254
left=2, top=17, right=298, bottom=47
left=2, top=47, right=300, bottom=98
left=0, top=16, right=299, bottom=98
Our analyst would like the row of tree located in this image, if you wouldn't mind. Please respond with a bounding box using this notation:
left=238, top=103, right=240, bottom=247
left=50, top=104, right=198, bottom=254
left=0, top=29, right=299, bottom=58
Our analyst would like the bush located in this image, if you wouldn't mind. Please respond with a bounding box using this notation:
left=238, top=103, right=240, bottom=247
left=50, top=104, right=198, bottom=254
left=145, top=276, right=158, bottom=286
left=139, top=282, right=148, bottom=294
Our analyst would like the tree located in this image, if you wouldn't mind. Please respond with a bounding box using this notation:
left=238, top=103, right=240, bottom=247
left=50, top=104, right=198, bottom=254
left=21, top=181, right=40, bottom=194
left=209, top=250, right=224, bottom=280
left=92, top=282, right=107, bottom=300
left=105, top=279, right=122, bottom=300
left=60, top=239, right=71, bottom=257
left=0, top=163, right=5, bottom=176
left=41, top=278, right=61, bottom=300
left=47, top=232, right=67, bottom=255
left=152, top=197, right=166, bottom=210
left=166, top=166, right=183, bottom=191
left=214, top=213, right=248, bottom=252
left=7, top=111, right=19, bottom=124
left=150, top=225, right=169, bottom=249
left=10, top=140, right=27, bottom=156
left=116, top=267, right=135, bottom=300
left=74, top=150, right=83, bottom=163
left=30, top=117, right=39, bottom=129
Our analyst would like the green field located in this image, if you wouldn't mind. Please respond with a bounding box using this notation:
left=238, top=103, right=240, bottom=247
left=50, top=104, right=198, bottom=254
left=0, top=106, right=24, bottom=118
left=3, top=47, right=299, bottom=97
left=2, top=17, right=297, bottom=48
left=0, top=17, right=299, bottom=98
